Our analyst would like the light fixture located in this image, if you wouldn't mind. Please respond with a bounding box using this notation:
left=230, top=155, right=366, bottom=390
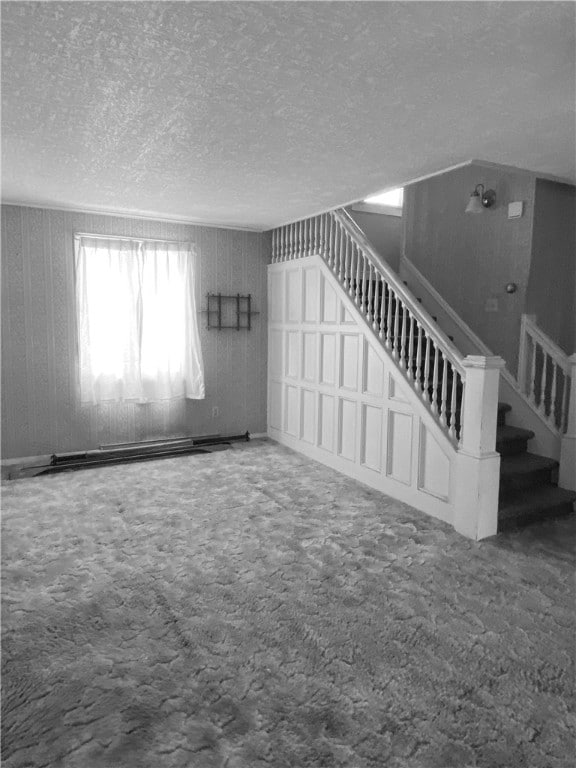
left=465, top=184, right=496, bottom=213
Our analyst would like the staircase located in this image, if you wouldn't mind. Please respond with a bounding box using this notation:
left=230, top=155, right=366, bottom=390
left=497, top=403, right=576, bottom=531
left=270, top=207, right=575, bottom=537
left=366, top=281, right=575, bottom=531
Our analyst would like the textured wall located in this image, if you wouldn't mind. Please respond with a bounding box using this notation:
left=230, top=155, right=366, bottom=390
left=348, top=210, right=402, bottom=273
left=1, top=205, right=269, bottom=459
left=525, top=180, right=576, bottom=355
left=403, top=164, right=536, bottom=375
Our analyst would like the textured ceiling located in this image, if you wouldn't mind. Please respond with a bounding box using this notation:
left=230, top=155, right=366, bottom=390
left=2, top=1, right=575, bottom=230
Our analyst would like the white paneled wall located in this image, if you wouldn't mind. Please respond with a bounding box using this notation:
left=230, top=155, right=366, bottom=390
left=268, top=256, right=457, bottom=525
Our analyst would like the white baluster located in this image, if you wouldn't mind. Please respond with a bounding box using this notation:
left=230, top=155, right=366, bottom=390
left=440, top=356, right=448, bottom=426
left=313, top=216, right=318, bottom=254
left=550, top=362, right=558, bottom=428
left=539, top=350, right=548, bottom=416
left=378, top=277, right=386, bottom=339
left=349, top=242, right=354, bottom=297
left=430, top=343, right=439, bottom=413
left=331, top=219, right=337, bottom=272
left=345, top=235, right=351, bottom=292
left=422, top=334, right=431, bottom=402
left=385, top=287, right=393, bottom=348
left=355, top=245, right=362, bottom=305
left=392, top=294, right=400, bottom=358
left=298, top=220, right=302, bottom=258
left=338, top=225, right=345, bottom=281
left=281, top=226, right=286, bottom=261
left=327, top=214, right=333, bottom=262
left=398, top=302, right=406, bottom=368
left=361, top=254, right=368, bottom=314
left=415, top=322, right=423, bottom=390
left=449, top=368, right=458, bottom=440
left=367, top=264, right=374, bottom=322
left=333, top=217, right=339, bottom=270
left=529, top=336, right=537, bottom=402
left=407, top=312, right=414, bottom=379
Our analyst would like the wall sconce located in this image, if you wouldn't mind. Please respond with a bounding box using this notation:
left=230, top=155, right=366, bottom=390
left=465, top=184, right=496, bottom=213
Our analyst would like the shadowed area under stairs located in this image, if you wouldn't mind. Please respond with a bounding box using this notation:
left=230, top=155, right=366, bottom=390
left=2, top=439, right=574, bottom=768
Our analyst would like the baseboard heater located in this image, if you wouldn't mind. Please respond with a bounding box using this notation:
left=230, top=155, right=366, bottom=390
left=37, top=432, right=250, bottom=475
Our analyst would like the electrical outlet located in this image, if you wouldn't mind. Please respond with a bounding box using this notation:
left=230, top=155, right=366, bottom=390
left=212, top=406, right=219, bottom=418
left=485, top=298, right=499, bottom=313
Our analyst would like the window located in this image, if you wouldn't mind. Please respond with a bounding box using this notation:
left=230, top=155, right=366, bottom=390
left=364, top=187, right=404, bottom=208
left=351, top=186, right=404, bottom=217
left=75, top=235, right=204, bottom=404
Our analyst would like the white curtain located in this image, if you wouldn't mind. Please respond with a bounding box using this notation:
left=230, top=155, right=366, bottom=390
left=75, top=236, right=204, bottom=404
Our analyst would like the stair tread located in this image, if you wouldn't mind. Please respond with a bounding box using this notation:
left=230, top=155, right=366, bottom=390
left=498, top=485, right=576, bottom=517
left=498, top=402, right=512, bottom=414
left=500, top=452, right=559, bottom=477
left=496, top=425, right=535, bottom=443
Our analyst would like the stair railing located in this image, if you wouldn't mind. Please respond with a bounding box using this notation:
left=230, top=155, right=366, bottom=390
left=517, top=314, right=573, bottom=434
left=272, top=209, right=467, bottom=444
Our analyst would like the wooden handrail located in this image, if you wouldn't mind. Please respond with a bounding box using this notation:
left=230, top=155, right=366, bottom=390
left=333, top=208, right=466, bottom=376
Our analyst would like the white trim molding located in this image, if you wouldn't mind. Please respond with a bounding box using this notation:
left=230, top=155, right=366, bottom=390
left=1, top=200, right=264, bottom=232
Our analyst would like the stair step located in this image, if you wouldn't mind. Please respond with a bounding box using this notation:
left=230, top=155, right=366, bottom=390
left=499, top=453, right=559, bottom=494
left=498, top=485, right=576, bottom=531
left=496, top=425, right=535, bottom=456
left=500, top=452, right=558, bottom=477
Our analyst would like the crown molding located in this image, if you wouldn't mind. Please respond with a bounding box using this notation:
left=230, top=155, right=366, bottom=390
left=0, top=199, right=266, bottom=233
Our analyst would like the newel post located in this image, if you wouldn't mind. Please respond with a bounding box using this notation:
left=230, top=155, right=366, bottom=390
left=454, top=355, right=505, bottom=541
left=559, top=353, right=576, bottom=491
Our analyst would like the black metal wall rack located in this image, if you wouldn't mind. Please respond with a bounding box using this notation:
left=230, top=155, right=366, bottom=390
left=205, top=293, right=257, bottom=330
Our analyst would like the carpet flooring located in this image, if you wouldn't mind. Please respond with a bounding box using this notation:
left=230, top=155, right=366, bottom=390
left=1, top=438, right=574, bottom=768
